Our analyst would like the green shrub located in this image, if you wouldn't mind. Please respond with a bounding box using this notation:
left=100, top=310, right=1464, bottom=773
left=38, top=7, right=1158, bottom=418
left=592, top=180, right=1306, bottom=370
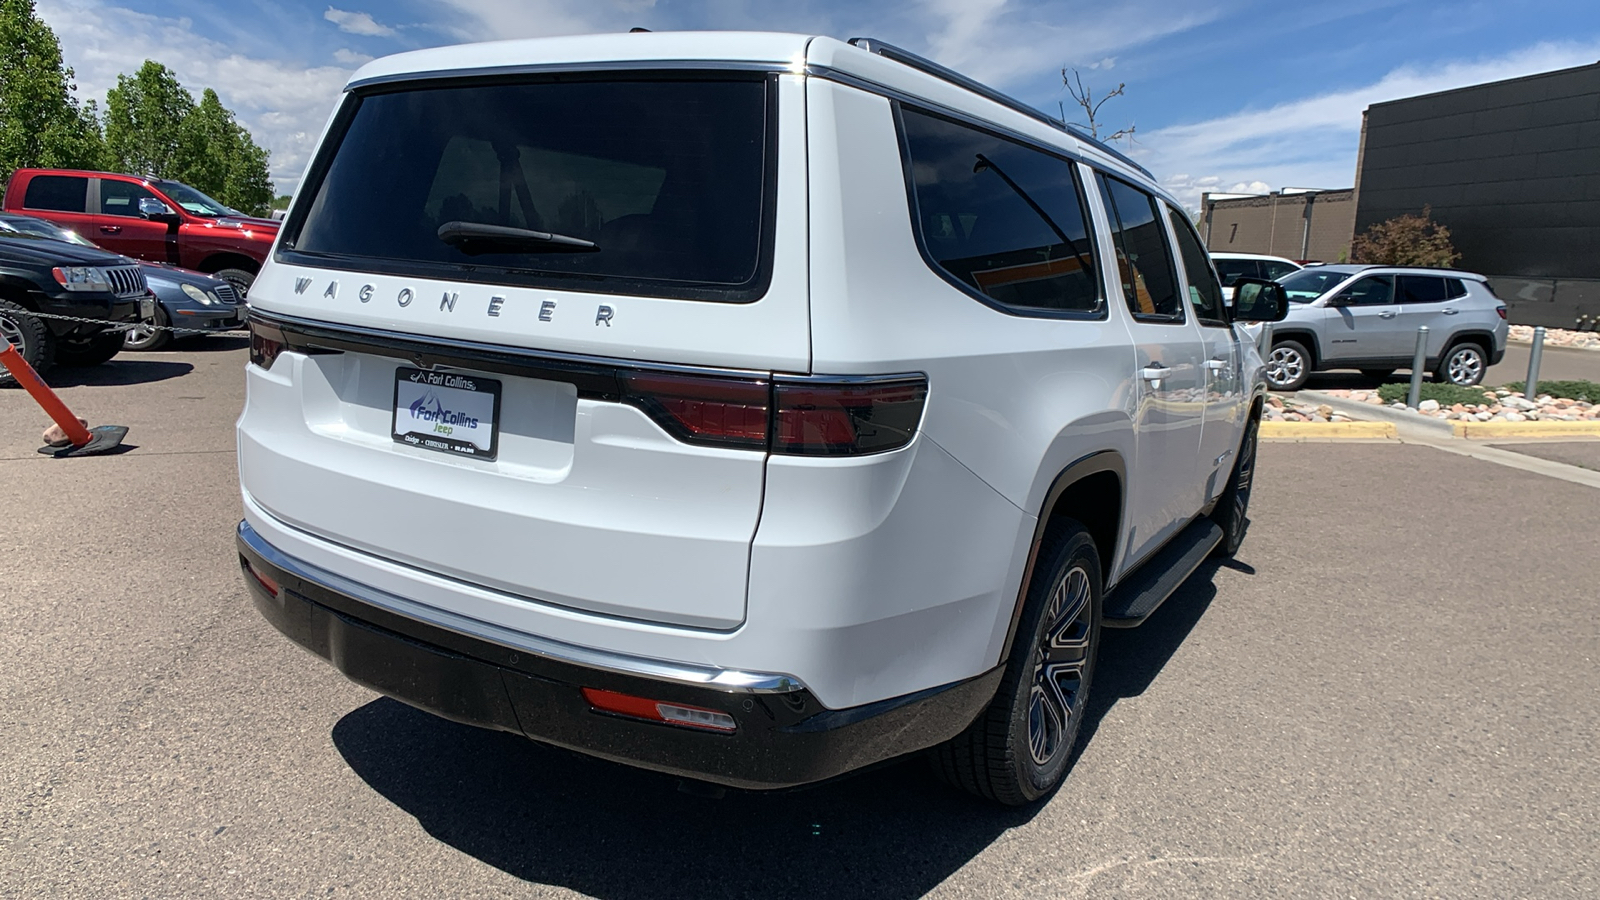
left=1375, top=382, right=1497, bottom=407
left=1497, top=380, right=1600, bottom=402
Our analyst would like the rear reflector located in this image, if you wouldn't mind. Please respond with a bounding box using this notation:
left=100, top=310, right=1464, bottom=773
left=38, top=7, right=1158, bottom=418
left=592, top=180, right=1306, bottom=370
left=242, top=558, right=280, bottom=597
left=581, top=687, right=737, bottom=733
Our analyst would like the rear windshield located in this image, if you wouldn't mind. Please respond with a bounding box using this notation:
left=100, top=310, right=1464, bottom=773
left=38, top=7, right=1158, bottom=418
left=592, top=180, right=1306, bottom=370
left=281, top=74, right=775, bottom=302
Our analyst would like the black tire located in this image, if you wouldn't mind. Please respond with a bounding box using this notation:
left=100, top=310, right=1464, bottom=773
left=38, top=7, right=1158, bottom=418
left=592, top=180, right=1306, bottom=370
left=0, top=298, right=55, bottom=387
left=1359, top=369, right=1394, bottom=382
left=1211, top=413, right=1259, bottom=558
left=930, top=522, right=1101, bottom=806
left=123, top=307, right=172, bottom=351
left=54, top=330, right=125, bottom=367
left=1265, top=339, right=1312, bottom=391
left=1436, top=341, right=1487, bottom=387
left=214, top=268, right=255, bottom=298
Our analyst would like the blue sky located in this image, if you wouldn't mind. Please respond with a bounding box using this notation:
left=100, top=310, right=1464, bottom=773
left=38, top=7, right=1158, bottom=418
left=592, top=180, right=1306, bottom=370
left=37, top=0, right=1600, bottom=207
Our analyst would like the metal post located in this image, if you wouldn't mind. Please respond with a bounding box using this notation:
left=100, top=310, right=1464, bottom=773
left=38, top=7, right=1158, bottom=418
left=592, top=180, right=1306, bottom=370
left=1525, top=325, right=1546, bottom=401
left=1407, top=326, right=1429, bottom=408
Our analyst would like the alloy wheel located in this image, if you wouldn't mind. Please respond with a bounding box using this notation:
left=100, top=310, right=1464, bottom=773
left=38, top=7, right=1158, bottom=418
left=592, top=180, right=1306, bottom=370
left=1266, top=346, right=1304, bottom=388
left=1027, top=565, right=1093, bottom=766
left=0, top=313, right=24, bottom=352
left=1446, top=346, right=1484, bottom=386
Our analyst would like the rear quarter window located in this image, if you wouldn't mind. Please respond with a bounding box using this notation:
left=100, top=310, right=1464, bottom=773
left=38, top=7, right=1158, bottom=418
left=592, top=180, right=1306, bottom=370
left=23, top=175, right=88, bottom=212
left=281, top=74, right=776, bottom=302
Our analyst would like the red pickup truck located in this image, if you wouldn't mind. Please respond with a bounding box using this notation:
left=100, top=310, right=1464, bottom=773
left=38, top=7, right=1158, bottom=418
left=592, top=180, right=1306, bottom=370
left=2, top=168, right=278, bottom=296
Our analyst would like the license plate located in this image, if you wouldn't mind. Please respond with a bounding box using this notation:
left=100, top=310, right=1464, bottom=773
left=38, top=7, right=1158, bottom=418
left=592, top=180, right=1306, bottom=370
left=392, top=367, right=501, bottom=460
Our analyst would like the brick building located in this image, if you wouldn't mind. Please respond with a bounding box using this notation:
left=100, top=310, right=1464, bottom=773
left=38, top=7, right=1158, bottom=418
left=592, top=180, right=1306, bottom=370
left=1200, top=188, right=1356, bottom=263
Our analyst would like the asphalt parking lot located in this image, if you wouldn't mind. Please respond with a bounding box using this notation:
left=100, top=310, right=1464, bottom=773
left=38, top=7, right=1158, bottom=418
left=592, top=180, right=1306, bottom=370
left=3, top=340, right=1597, bottom=898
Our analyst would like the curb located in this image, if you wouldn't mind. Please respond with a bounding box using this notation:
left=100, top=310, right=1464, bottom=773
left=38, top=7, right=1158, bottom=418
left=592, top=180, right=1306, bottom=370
left=1452, top=420, right=1600, bottom=438
left=1260, top=421, right=1396, bottom=439
left=1295, top=391, right=1454, bottom=437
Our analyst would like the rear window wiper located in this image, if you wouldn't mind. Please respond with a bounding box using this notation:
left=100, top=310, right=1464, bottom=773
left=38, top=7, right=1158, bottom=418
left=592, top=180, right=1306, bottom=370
left=437, top=221, right=599, bottom=255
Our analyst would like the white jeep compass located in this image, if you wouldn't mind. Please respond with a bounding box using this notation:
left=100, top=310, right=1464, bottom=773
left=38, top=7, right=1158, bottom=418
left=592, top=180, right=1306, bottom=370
left=237, top=32, right=1288, bottom=805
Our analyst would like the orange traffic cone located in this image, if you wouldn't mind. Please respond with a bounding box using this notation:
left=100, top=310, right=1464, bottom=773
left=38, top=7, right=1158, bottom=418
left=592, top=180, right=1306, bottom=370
left=1, top=335, right=128, bottom=457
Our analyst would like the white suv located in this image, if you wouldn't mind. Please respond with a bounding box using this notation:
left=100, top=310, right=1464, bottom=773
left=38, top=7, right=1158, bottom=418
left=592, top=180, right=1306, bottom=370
left=236, top=33, right=1287, bottom=805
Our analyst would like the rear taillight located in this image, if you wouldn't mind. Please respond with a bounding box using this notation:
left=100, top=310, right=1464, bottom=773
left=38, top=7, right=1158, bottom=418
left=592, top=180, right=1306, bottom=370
left=621, top=371, right=770, bottom=449
left=621, top=372, right=928, bottom=455
left=774, top=376, right=928, bottom=456
left=248, top=320, right=284, bottom=370
left=1496, top=306, right=1507, bottom=319
left=242, top=558, right=280, bottom=597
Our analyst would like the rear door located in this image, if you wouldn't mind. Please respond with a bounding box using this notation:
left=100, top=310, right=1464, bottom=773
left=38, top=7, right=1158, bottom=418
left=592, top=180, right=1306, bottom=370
left=240, top=70, right=809, bottom=630
left=1095, top=172, right=1206, bottom=570
left=1395, top=274, right=1456, bottom=357
left=1167, top=205, right=1243, bottom=504
left=92, top=178, right=172, bottom=262
left=1323, top=275, right=1406, bottom=362
left=15, top=173, right=95, bottom=239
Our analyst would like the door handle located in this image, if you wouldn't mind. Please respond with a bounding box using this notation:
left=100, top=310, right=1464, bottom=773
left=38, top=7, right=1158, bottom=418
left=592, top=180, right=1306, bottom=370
left=1141, top=365, right=1172, bottom=381
left=1441, top=307, right=1460, bottom=315
left=1205, top=358, right=1229, bottom=371
left=1377, top=310, right=1396, bottom=318
left=99, top=225, right=122, bottom=234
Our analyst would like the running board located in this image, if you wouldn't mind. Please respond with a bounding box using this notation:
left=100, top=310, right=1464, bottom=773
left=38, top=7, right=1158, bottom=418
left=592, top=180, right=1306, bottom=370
left=1102, top=519, right=1223, bottom=628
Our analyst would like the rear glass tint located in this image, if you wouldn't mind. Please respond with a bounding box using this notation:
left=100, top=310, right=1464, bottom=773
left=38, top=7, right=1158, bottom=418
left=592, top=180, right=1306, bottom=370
left=1213, top=258, right=1260, bottom=286
left=23, top=175, right=88, bottom=212
left=283, top=75, right=774, bottom=301
left=1397, top=274, right=1447, bottom=303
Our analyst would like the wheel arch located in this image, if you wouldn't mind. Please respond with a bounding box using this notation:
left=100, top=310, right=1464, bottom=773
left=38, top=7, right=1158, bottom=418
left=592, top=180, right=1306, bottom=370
left=197, top=253, right=260, bottom=276
left=1443, top=329, right=1495, bottom=355
left=998, top=449, right=1126, bottom=663
left=1270, top=328, right=1321, bottom=367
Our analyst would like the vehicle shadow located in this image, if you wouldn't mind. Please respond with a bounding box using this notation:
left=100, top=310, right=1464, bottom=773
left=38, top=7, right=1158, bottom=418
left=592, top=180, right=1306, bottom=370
left=332, top=702, right=1036, bottom=900
left=45, top=360, right=193, bottom=387
left=330, top=554, right=1245, bottom=896
left=172, top=335, right=249, bottom=352
left=1067, top=556, right=1239, bottom=760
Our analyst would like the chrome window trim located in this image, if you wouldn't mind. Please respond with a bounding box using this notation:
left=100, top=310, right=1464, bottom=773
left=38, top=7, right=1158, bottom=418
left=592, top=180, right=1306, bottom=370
left=347, top=59, right=790, bottom=91
left=239, top=520, right=807, bottom=694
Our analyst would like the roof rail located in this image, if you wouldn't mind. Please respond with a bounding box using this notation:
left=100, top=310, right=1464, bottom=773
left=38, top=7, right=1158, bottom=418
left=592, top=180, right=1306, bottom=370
left=845, top=37, right=1154, bottom=179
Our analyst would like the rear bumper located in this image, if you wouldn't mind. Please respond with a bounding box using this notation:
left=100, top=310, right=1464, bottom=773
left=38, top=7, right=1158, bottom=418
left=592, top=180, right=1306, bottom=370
left=236, top=520, right=1000, bottom=790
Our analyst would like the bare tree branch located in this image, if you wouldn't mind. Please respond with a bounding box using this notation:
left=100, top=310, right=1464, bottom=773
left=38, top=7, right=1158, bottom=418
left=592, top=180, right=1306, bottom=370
left=1060, top=67, right=1136, bottom=145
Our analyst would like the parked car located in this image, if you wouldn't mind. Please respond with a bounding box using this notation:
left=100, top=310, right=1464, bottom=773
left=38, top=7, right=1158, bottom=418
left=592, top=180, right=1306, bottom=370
left=1211, top=252, right=1303, bottom=301
left=0, top=213, right=245, bottom=350
left=1, top=169, right=278, bottom=297
left=234, top=32, right=1288, bottom=806
left=0, top=230, right=144, bottom=384
left=1263, top=264, right=1507, bottom=390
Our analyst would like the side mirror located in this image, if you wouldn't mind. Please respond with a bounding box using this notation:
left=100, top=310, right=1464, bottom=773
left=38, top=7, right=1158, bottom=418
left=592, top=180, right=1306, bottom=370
left=1232, top=278, right=1289, bottom=323
left=139, top=198, right=177, bottom=220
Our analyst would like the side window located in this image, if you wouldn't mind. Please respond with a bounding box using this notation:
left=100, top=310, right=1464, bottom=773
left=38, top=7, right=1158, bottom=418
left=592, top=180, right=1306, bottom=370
left=1444, top=278, right=1468, bottom=299
left=1261, top=260, right=1301, bottom=280
left=1397, top=275, right=1448, bottom=304
left=1334, top=275, right=1395, bottom=305
left=1097, top=173, right=1182, bottom=320
left=22, top=175, right=89, bottom=212
left=99, top=180, right=159, bottom=217
left=1213, top=258, right=1260, bottom=286
left=1166, top=205, right=1226, bottom=325
left=899, top=107, right=1102, bottom=315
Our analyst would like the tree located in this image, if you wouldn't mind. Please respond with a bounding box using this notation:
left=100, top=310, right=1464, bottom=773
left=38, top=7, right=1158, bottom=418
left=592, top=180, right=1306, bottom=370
left=1059, top=68, right=1135, bottom=144
left=105, top=63, right=274, bottom=216
left=1350, top=206, right=1461, bottom=267
left=174, top=88, right=273, bottom=216
left=105, top=60, right=193, bottom=177
left=0, top=0, right=105, bottom=181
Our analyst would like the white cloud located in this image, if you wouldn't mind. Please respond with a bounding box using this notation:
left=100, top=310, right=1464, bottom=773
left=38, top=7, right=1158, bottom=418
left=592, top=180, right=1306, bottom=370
left=40, top=0, right=354, bottom=193
left=1145, top=38, right=1600, bottom=210
left=334, top=48, right=373, bottom=65
left=324, top=6, right=396, bottom=38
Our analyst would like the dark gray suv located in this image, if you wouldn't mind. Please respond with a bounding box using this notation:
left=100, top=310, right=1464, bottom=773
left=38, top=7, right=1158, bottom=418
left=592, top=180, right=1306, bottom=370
left=1264, top=265, right=1508, bottom=390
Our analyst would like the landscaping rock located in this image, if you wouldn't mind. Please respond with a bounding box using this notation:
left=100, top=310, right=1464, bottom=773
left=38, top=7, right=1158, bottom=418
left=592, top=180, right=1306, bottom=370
left=1419, top=399, right=1441, bottom=412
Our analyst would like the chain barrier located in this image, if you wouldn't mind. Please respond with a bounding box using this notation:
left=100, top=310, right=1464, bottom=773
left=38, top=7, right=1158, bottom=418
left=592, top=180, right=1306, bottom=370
left=6, top=308, right=249, bottom=337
